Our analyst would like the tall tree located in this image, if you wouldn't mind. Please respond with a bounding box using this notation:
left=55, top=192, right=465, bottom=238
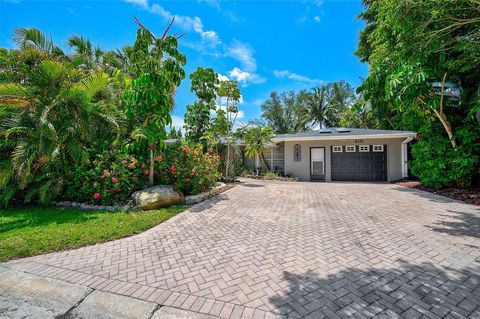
left=184, top=67, right=218, bottom=143
left=356, top=0, right=480, bottom=187
left=217, top=80, right=241, bottom=181
left=261, top=91, right=304, bottom=134
left=124, top=23, right=186, bottom=186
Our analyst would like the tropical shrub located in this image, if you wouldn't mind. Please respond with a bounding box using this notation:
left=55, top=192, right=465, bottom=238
left=64, top=150, right=151, bottom=205
left=410, top=125, right=480, bottom=189
left=156, top=143, right=220, bottom=195
left=0, top=35, right=124, bottom=206
left=63, top=143, right=220, bottom=205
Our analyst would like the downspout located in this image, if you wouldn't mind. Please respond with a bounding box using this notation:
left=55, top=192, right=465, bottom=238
left=270, top=147, right=274, bottom=172
left=401, top=137, right=414, bottom=179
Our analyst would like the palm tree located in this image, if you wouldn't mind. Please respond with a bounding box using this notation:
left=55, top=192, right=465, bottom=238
left=68, top=35, right=104, bottom=70
left=299, top=81, right=354, bottom=129
left=299, top=86, right=333, bottom=129
left=244, top=126, right=274, bottom=176
left=0, top=47, right=124, bottom=205
left=13, top=28, right=65, bottom=58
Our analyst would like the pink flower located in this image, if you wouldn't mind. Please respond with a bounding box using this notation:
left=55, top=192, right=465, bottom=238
left=121, top=160, right=127, bottom=165
left=144, top=170, right=149, bottom=175
left=140, top=163, right=145, bottom=168
left=191, top=168, right=196, bottom=174
left=154, top=169, right=157, bottom=174
left=173, top=181, right=177, bottom=185
left=112, top=177, right=118, bottom=183
left=163, top=175, right=168, bottom=178
left=216, top=155, right=220, bottom=160
left=170, top=165, right=176, bottom=172
left=186, top=178, right=191, bottom=182
left=182, top=147, right=189, bottom=154
left=155, top=155, right=163, bottom=161
left=93, top=193, right=100, bottom=199
left=173, top=156, right=177, bottom=161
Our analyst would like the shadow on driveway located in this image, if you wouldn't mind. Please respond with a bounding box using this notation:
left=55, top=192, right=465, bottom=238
left=269, top=260, right=480, bottom=318
left=188, top=194, right=229, bottom=213
left=427, top=210, right=480, bottom=240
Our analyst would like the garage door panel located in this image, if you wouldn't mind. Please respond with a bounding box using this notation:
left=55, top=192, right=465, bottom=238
left=331, top=145, right=387, bottom=181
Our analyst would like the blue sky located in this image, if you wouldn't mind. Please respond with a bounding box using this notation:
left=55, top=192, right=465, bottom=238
left=0, top=0, right=367, bottom=131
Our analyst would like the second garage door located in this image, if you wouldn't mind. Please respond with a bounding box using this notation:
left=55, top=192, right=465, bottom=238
left=331, top=145, right=387, bottom=181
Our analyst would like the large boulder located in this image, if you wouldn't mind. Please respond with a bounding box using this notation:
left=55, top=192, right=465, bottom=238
left=132, top=185, right=184, bottom=210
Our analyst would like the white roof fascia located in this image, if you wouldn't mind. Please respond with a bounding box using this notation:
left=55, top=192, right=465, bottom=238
left=272, top=133, right=417, bottom=143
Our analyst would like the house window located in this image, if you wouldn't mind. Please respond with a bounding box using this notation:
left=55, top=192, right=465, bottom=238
left=373, top=145, right=384, bottom=152
left=346, top=145, right=356, bottom=152
left=332, top=146, right=343, bottom=153
left=359, top=145, right=370, bottom=152
left=294, top=144, right=301, bottom=161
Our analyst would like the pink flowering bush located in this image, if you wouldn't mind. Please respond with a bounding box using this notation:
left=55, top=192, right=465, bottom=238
left=64, top=143, right=220, bottom=205
left=154, top=143, right=220, bottom=195
left=64, top=150, right=151, bottom=205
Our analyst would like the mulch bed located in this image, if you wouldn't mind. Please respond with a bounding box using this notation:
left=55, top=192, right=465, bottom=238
left=396, top=181, right=480, bottom=206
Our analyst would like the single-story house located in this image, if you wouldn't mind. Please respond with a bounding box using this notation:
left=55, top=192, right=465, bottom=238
left=244, top=128, right=417, bottom=182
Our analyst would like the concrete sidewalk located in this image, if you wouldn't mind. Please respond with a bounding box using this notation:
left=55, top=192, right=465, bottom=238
left=0, top=266, right=216, bottom=319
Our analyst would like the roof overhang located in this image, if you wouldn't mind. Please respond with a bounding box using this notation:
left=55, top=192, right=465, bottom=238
left=272, top=133, right=417, bottom=143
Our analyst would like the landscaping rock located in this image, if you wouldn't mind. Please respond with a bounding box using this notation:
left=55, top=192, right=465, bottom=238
left=132, top=185, right=184, bottom=210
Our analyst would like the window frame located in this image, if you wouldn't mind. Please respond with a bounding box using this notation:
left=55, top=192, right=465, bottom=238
left=359, top=145, right=370, bottom=152
left=372, top=145, right=384, bottom=152
left=345, top=145, right=356, bottom=153
left=332, top=145, right=343, bottom=153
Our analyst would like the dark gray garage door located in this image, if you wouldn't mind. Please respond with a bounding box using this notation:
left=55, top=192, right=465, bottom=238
left=331, top=145, right=387, bottom=181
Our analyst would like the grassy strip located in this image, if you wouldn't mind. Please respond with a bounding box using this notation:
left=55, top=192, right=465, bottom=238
left=0, top=206, right=186, bottom=261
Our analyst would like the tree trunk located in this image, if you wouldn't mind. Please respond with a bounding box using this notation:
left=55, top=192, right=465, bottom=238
left=259, top=151, right=270, bottom=171
left=433, top=108, right=457, bottom=148
left=436, top=73, right=457, bottom=149
left=149, top=146, right=154, bottom=186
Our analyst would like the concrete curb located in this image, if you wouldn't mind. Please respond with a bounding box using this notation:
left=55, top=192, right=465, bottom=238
left=0, top=266, right=217, bottom=319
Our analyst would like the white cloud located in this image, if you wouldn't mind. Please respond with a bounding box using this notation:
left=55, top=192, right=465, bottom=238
left=200, top=30, right=220, bottom=46
left=236, top=110, right=245, bottom=119
left=198, top=0, right=220, bottom=10
left=225, top=39, right=256, bottom=72
left=273, top=69, right=322, bottom=84
left=170, top=115, right=185, bottom=132
left=126, top=0, right=220, bottom=46
left=228, top=67, right=250, bottom=83
left=224, top=40, right=265, bottom=85
left=125, top=0, right=148, bottom=8
left=228, top=67, right=266, bottom=86
left=217, top=73, right=229, bottom=82
left=126, top=0, right=265, bottom=86
left=314, top=16, right=321, bottom=22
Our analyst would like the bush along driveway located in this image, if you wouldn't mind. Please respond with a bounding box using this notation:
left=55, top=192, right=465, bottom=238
left=4, top=179, right=480, bottom=318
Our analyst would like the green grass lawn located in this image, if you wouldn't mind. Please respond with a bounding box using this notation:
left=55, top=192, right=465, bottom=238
left=0, top=206, right=186, bottom=261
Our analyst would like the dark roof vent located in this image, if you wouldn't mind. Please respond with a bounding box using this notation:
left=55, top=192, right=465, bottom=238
left=319, top=128, right=332, bottom=134
left=336, top=128, right=351, bottom=133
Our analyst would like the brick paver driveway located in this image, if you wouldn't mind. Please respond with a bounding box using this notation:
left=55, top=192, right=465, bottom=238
left=5, top=180, right=480, bottom=318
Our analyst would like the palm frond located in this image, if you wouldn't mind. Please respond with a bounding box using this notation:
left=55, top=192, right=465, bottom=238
left=38, top=60, right=68, bottom=84
left=0, top=84, right=30, bottom=107
left=13, top=28, right=63, bottom=55
left=79, top=71, right=109, bottom=99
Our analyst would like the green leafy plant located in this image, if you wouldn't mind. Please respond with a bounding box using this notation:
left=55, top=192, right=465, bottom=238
left=123, top=27, right=186, bottom=186
left=244, top=126, right=274, bottom=176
